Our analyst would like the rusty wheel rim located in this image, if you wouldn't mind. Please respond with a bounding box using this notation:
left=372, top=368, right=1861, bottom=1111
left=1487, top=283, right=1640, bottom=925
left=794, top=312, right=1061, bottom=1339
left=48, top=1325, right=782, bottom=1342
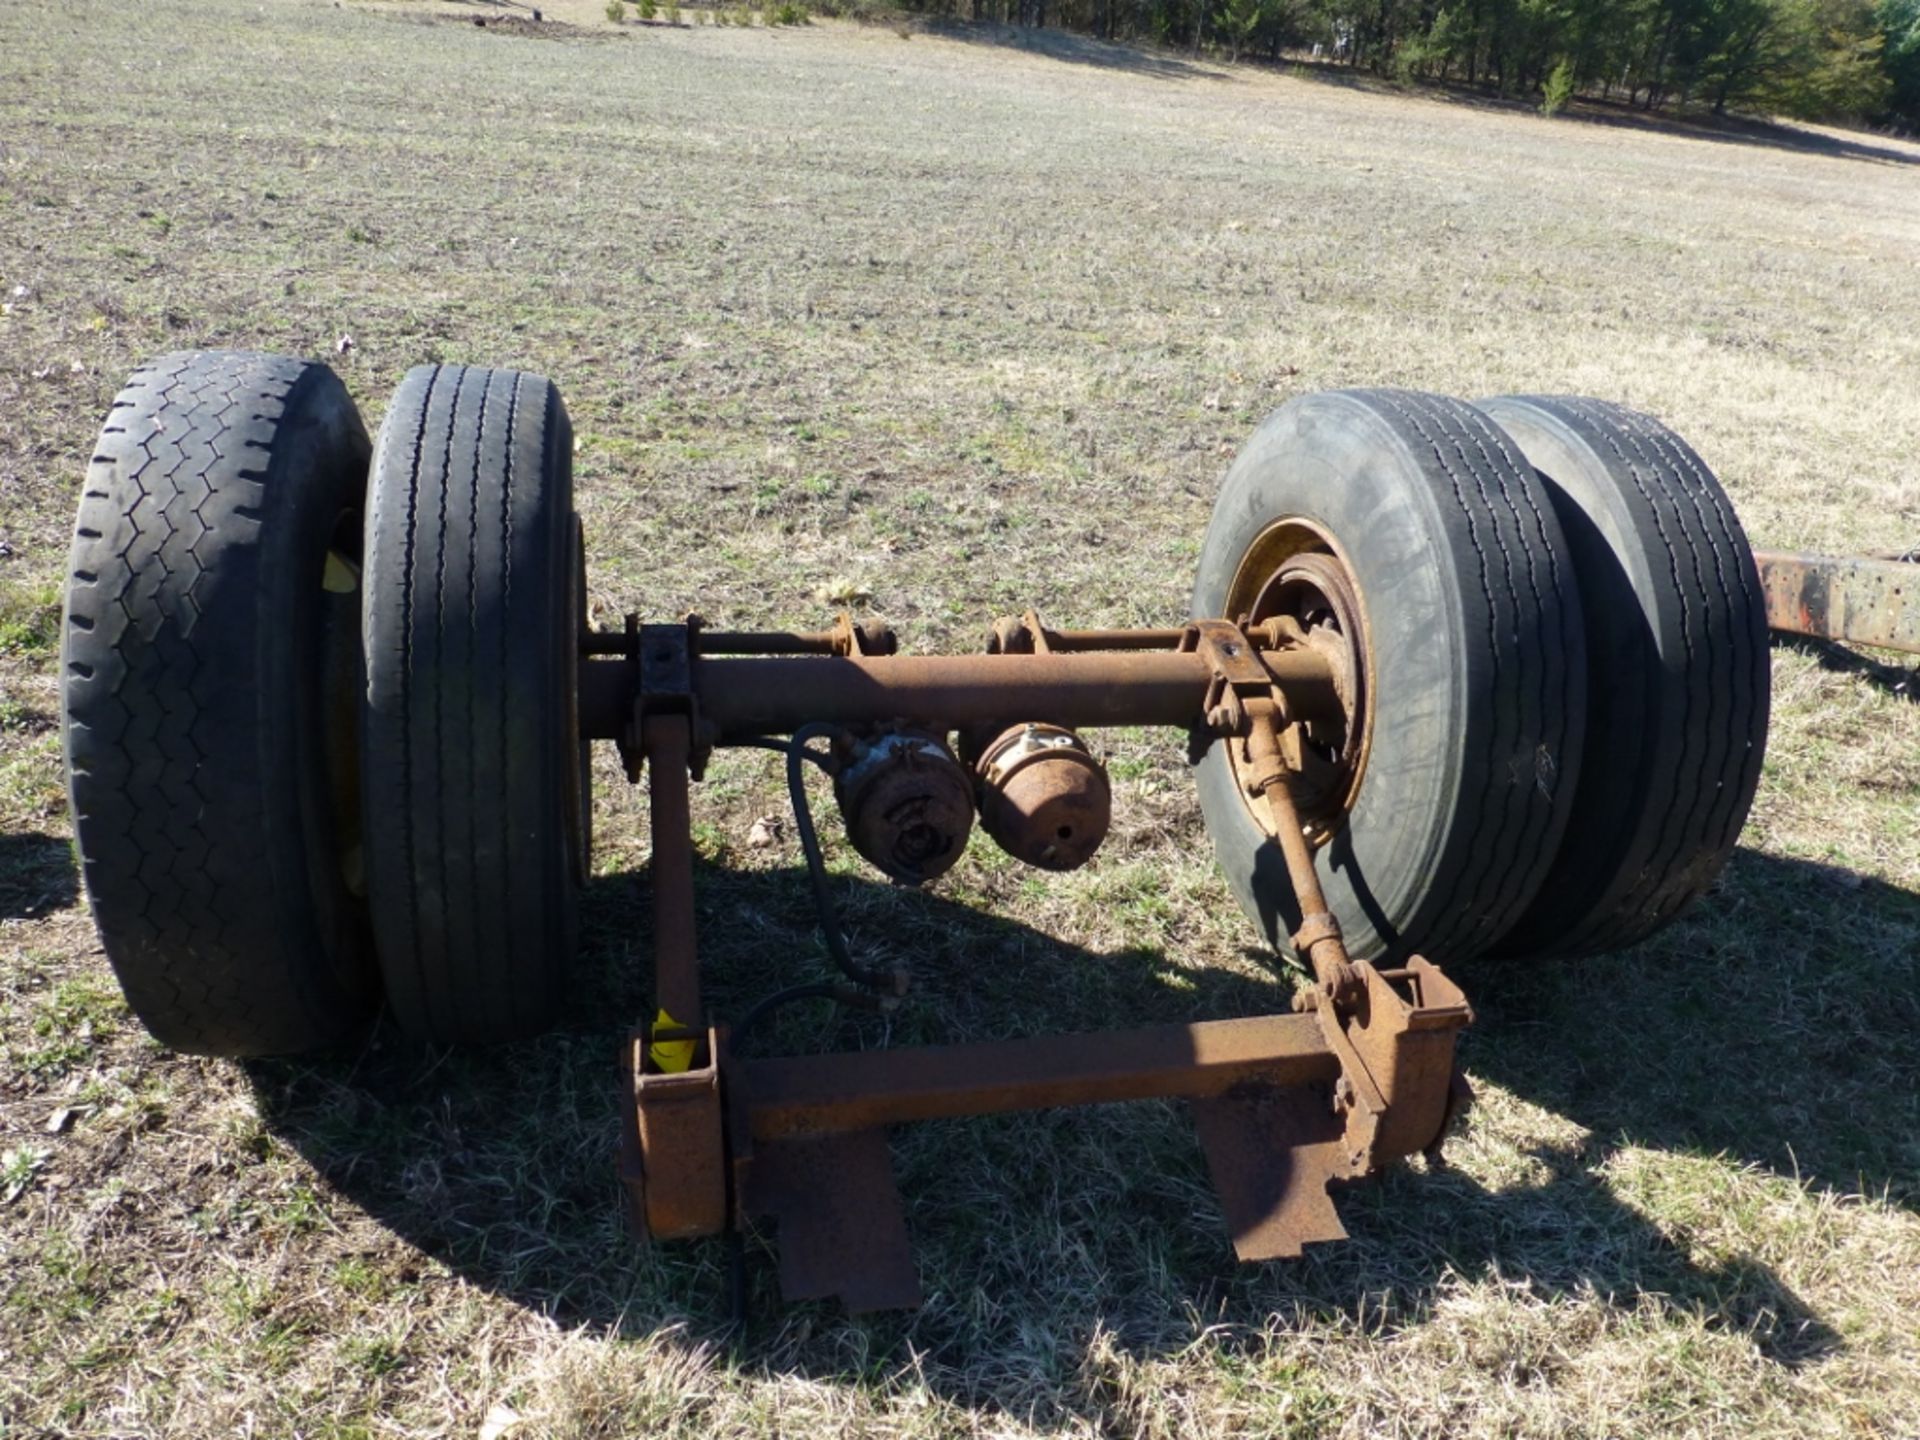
left=1224, top=517, right=1372, bottom=845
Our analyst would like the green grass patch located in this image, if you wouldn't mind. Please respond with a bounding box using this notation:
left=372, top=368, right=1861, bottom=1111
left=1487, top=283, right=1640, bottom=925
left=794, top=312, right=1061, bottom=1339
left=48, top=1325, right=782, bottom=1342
left=0, top=581, right=61, bottom=658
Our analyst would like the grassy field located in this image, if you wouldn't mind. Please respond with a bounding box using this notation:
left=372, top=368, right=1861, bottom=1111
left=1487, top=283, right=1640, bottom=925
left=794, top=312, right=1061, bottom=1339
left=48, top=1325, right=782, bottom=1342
left=3, top=0, right=1919, bottom=1434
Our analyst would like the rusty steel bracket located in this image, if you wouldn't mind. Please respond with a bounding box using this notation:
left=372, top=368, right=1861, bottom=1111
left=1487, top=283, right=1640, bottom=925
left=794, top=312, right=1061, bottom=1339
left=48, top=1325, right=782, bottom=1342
left=740, top=1126, right=922, bottom=1312
left=1189, top=958, right=1474, bottom=1262
left=828, top=612, right=892, bottom=657
left=717, top=1032, right=923, bottom=1311
left=621, top=1024, right=729, bottom=1242
left=617, top=618, right=718, bottom=782
left=1189, top=1083, right=1351, bottom=1260
left=1300, top=958, right=1474, bottom=1172
left=1183, top=619, right=1286, bottom=736
left=984, top=608, right=1058, bottom=655
left=1753, top=550, right=1919, bottom=656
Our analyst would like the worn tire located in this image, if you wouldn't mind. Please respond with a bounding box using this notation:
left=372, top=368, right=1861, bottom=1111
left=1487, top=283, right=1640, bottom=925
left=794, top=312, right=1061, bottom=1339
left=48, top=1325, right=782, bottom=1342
left=63, top=351, right=377, bottom=1056
left=360, top=364, right=586, bottom=1046
left=1476, top=396, right=1769, bottom=958
left=1192, top=389, right=1587, bottom=965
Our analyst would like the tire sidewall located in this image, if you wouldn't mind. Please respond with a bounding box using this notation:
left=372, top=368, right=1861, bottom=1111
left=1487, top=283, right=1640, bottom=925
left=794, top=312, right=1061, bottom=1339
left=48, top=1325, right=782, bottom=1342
left=253, top=364, right=376, bottom=1018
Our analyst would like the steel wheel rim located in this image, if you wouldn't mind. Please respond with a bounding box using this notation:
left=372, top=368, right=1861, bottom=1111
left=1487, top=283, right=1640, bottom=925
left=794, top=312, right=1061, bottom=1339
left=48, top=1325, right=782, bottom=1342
left=1223, top=517, right=1372, bottom=845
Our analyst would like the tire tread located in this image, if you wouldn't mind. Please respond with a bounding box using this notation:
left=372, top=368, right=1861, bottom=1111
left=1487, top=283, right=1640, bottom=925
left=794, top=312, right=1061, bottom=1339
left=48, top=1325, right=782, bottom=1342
left=1366, top=391, right=1584, bottom=957
left=362, top=365, right=579, bottom=1046
left=64, top=351, right=373, bottom=1056
left=1483, top=396, right=1768, bottom=957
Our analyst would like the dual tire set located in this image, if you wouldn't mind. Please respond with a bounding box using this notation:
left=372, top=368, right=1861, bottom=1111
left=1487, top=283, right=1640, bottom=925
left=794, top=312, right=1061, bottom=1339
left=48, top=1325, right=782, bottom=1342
left=61, top=353, right=1769, bottom=1060
left=64, top=352, right=587, bottom=1056
left=1192, top=390, right=1769, bottom=968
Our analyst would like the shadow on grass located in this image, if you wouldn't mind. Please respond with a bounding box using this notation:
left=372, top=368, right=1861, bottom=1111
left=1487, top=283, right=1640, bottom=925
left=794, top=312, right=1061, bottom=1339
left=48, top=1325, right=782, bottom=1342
left=1568, top=103, right=1920, bottom=170
left=245, top=840, right=1920, bottom=1395
left=921, top=20, right=1226, bottom=83
left=1277, top=56, right=1920, bottom=169
left=1773, top=635, right=1918, bottom=703
left=0, top=831, right=76, bottom=921
left=1462, top=847, right=1920, bottom=1215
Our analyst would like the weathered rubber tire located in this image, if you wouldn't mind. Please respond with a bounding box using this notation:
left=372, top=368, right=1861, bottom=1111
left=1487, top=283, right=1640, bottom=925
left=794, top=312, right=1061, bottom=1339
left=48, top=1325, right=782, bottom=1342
left=1476, top=396, right=1769, bottom=958
left=360, top=364, right=586, bottom=1046
left=63, top=350, right=377, bottom=1056
left=1192, top=389, right=1587, bottom=965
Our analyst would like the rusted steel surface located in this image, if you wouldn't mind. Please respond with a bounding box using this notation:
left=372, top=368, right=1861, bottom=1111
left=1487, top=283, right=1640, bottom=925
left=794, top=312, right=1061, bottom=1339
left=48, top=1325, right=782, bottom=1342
left=624, top=1028, right=729, bottom=1240
left=1754, top=550, right=1919, bottom=655
left=986, top=613, right=1190, bottom=654
left=577, top=625, right=1345, bottom=740
left=1259, top=549, right=1369, bottom=821
left=643, top=716, right=703, bottom=1028
left=692, top=629, right=843, bottom=655
left=1187, top=618, right=1288, bottom=737
left=1248, top=715, right=1356, bottom=996
left=742, top=1128, right=922, bottom=1313
left=832, top=730, right=975, bottom=883
left=692, top=647, right=1343, bottom=737
left=972, top=722, right=1112, bottom=871
left=738, top=1014, right=1340, bottom=1139
left=1042, top=627, right=1190, bottom=651
left=584, top=618, right=897, bottom=658
left=1190, top=1083, right=1350, bottom=1260
left=704, top=619, right=898, bottom=657
left=1316, top=958, right=1473, bottom=1170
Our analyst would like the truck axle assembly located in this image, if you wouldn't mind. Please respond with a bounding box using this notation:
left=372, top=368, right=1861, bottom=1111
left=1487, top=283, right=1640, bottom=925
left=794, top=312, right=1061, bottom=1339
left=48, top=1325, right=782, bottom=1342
left=61, top=353, right=1908, bottom=1313
left=605, top=611, right=1466, bottom=1309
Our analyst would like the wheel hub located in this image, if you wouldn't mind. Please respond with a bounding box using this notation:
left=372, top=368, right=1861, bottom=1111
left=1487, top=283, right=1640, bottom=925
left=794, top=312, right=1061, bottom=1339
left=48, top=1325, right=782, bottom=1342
left=1227, top=521, right=1371, bottom=844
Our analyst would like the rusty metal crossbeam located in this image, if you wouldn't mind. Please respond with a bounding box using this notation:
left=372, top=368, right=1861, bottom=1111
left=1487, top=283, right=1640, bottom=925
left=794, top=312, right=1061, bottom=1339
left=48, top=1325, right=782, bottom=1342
left=737, top=1014, right=1342, bottom=1140
left=728, top=1015, right=1363, bottom=1311
left=1754, top=550, right=1919, bottom=655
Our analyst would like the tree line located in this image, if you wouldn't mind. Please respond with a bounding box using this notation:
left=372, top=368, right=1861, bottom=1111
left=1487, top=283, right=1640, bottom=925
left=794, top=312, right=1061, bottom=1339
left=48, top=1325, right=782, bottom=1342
left=912, top=0, right=1920, bottom=130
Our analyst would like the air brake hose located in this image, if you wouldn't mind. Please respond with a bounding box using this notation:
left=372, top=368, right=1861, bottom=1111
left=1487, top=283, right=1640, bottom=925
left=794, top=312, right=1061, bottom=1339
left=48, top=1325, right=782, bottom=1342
left=783, top=723, right=912, bottom=997
left=723, top=727, right=911, bottom=1022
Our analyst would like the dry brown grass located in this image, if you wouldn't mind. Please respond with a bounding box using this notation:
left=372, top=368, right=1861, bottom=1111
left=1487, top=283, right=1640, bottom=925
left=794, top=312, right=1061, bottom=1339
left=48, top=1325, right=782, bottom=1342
left=2, top=0, right=1918, bottom=1435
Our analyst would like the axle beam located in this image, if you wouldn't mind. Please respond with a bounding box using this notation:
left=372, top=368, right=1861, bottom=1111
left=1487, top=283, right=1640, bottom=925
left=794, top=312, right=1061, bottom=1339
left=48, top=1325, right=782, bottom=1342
left=577, top=644, right=1343, bottom=741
